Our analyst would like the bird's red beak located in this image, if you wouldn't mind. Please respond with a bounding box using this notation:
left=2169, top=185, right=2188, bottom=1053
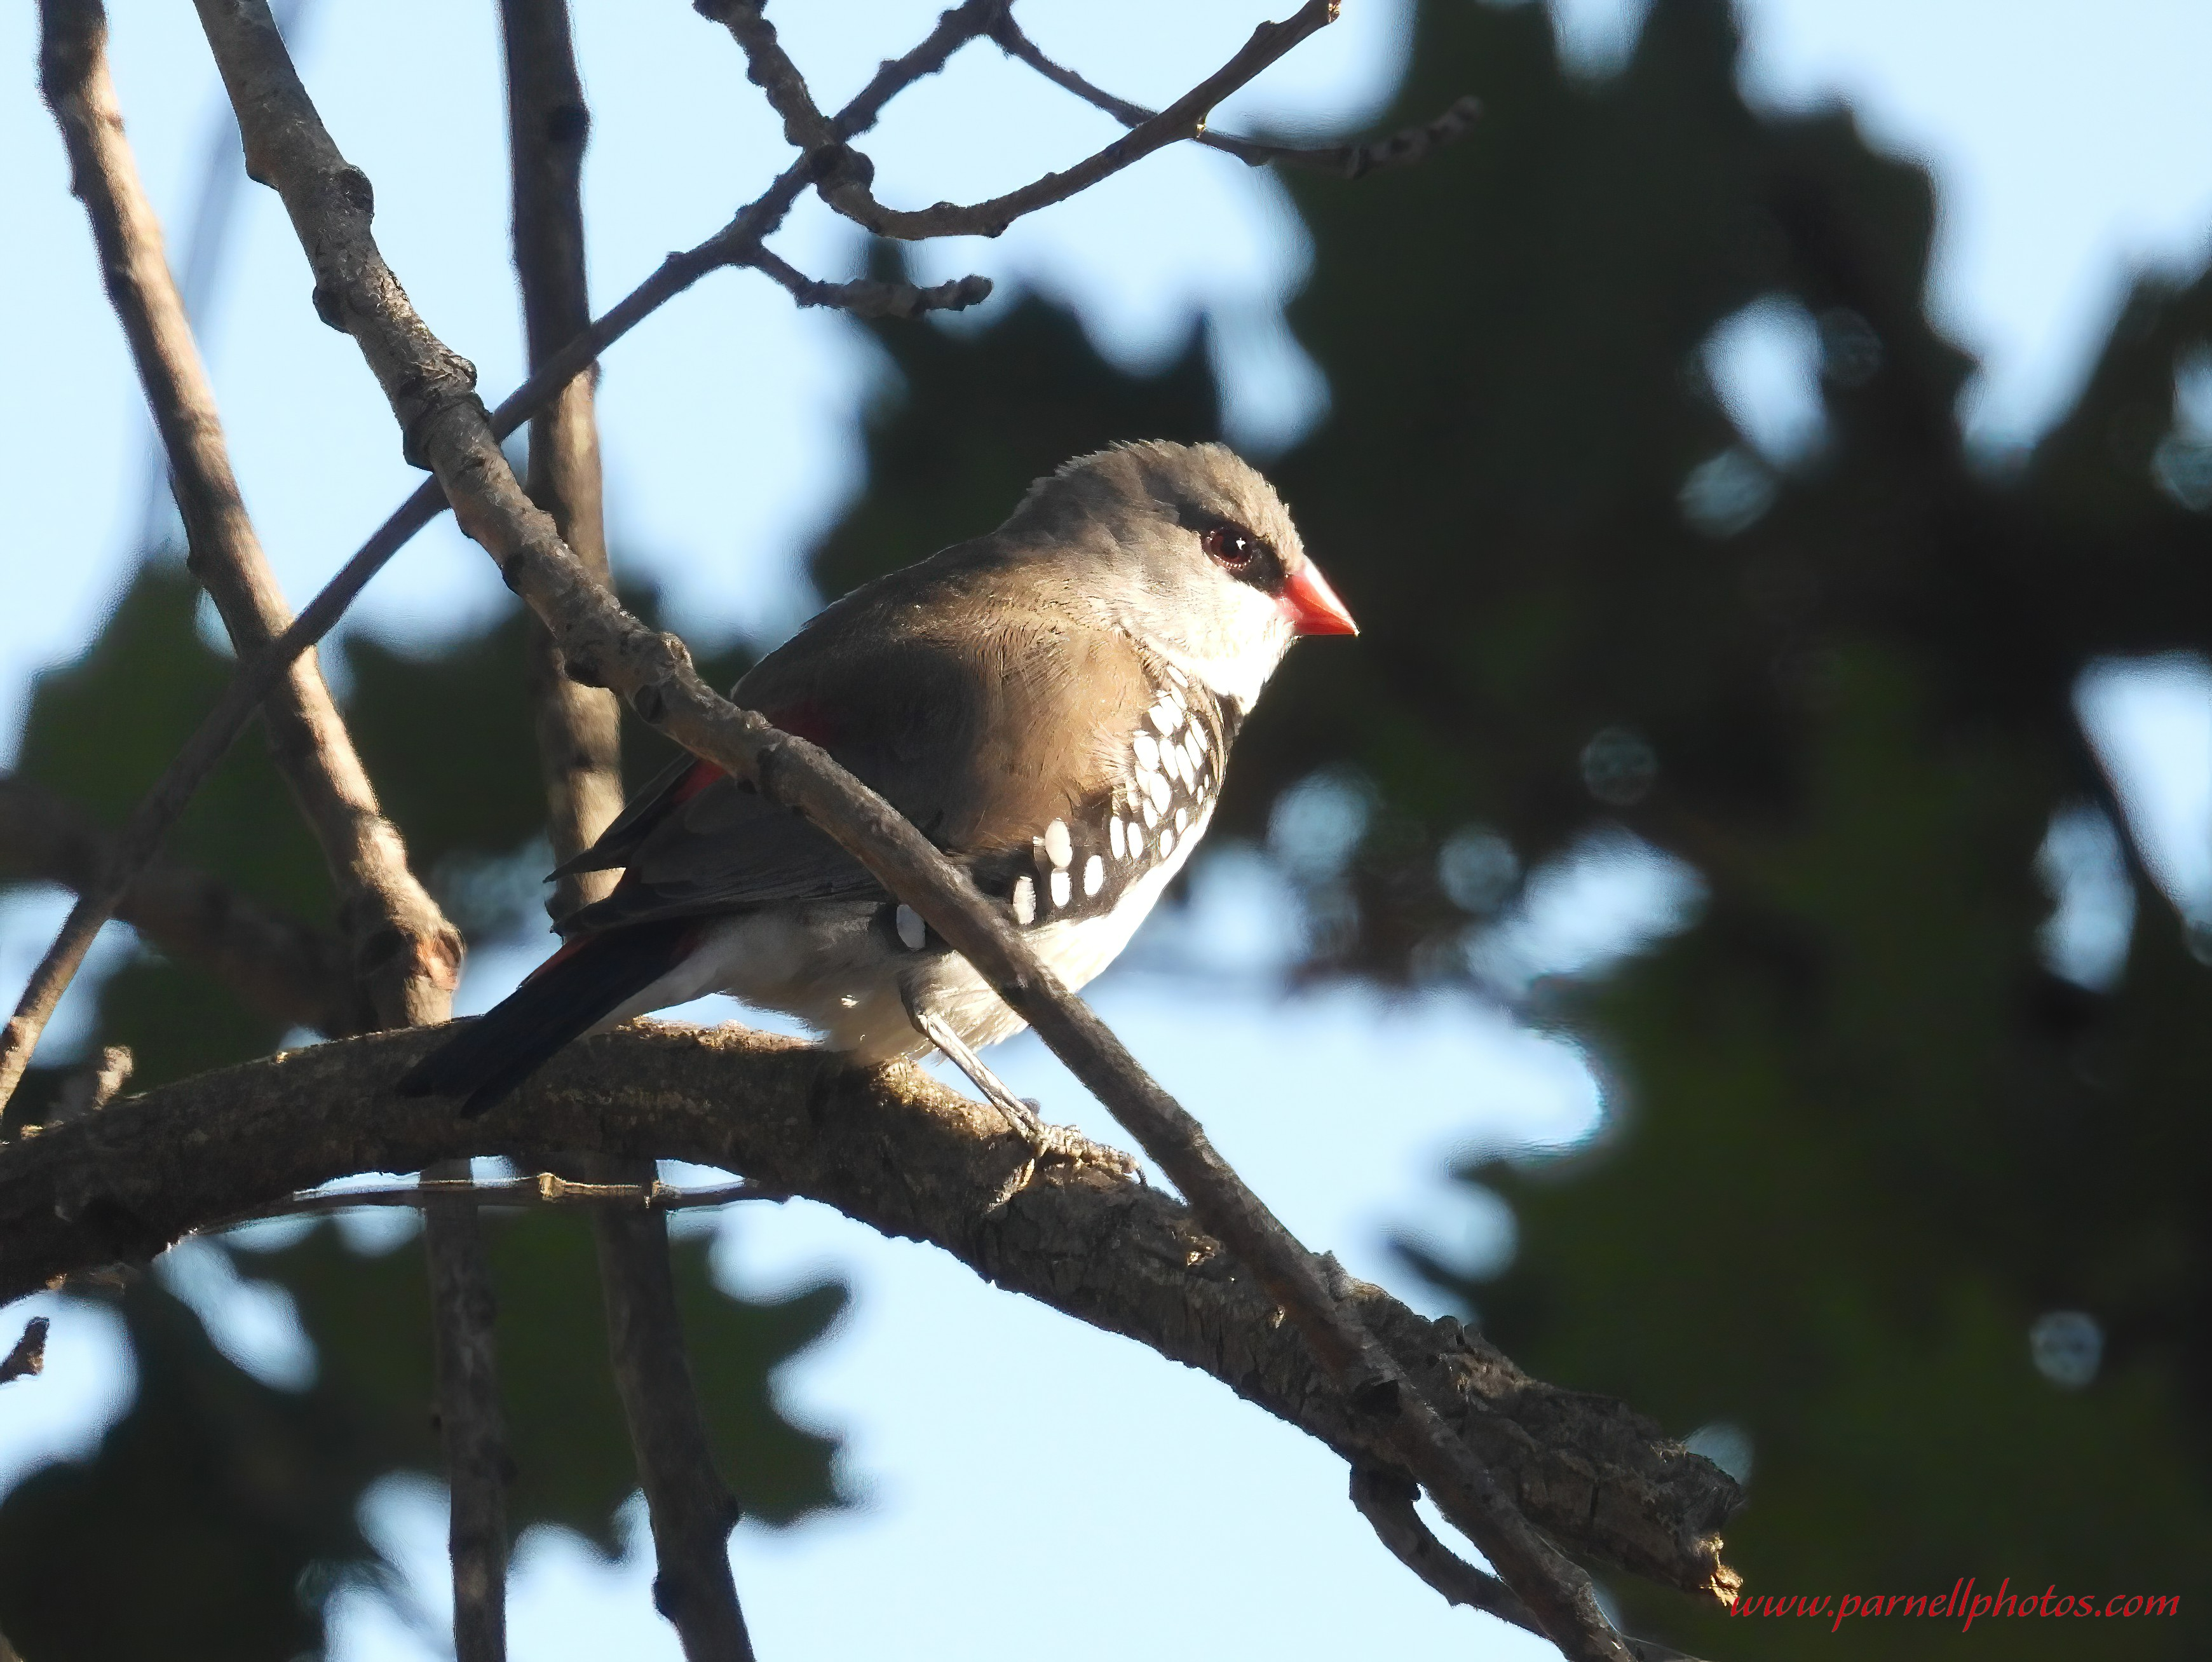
left=1279, top=562, right=1359, bottom=636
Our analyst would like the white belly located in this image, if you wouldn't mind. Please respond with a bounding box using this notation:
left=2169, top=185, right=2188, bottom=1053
left=606, top=801, right=1211, bottom=1062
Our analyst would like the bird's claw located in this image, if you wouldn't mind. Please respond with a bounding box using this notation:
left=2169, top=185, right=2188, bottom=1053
left=982, top=1098, right=1139, bottom=1209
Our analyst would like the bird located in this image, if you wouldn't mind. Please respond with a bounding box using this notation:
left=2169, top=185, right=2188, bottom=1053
left=397, top=440, right=1357, bottom=1154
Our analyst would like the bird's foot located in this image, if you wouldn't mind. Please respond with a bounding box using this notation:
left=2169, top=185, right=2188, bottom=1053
left=906, top=999, right=1139, bottom=1202
left=982, top=1096, right=1140, bottom=1210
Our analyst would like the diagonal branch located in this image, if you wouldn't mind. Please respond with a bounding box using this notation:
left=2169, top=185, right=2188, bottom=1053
left=191, top=5, right=1644, bottom=1652
left=34, top=8, right=508, bottom=1656
left=0, top=0, right=1001, bottom=1122
left=0, top=773, right=355, bottom=1035
left=37, top=0, right=462, bottom=1030
left=499, top=3, right=754, bottom=1656
left=0, top=1022, right=1744, bottom=1605
left=987, top=12, right=1482, bottom=181
left=700, top=0, right=1345, bottom=240
left=5, top=0, right=465, bottom=1110
left=1350, top=1469, right=1712, bottom=1662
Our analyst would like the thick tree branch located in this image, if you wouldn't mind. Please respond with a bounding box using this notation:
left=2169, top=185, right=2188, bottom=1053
left=189, top=4, right=1651, bottom=1651
left=0, top=1023, right=1742, bottom=1603
left=701, top=0, right=1345, bottom=240
left=0, top=0, right=999, bottom=1118
left=0, top=773, right=354, bottom=1036
left=986, top=13, right=1482, bottom=180
left=500, top=4, right=754, bottom=1656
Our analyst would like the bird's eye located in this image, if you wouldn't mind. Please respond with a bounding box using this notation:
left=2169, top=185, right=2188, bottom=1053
left=1202, top=523, right=1259, bottom=570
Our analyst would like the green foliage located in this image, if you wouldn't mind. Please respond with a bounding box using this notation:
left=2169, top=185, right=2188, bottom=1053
left=795, top=0, right=2212, bottom=1651
left=10, top=0, right=2212, bottom=1651
left=1, top=571, right=828, bottom=1656
left=0, top=1215, right=841, bottom=1660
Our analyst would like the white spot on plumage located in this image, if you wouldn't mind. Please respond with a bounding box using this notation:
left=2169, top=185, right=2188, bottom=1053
left=1132, top=731, right=1159, bottom=772
left=1083, top=854, right=1104, bottom=897
left=1146, top=770, right=1173, bottom=813
left=1043, top=818, right=1073, bottom=869
left=1174, top=805, right=1188, bottom=833
left=1012, top=875, right=1036, bottom=925
left=1165, top=664, right=1188, bottom=688
left=1150, top=700, right=1183, bottom=735
left=895, top=904, right=925, bottom=951
left=1128, top=824, right=1146, bottom=861
left=1050, top=868, right=1072, bottom=908
left=1158, top=825, right=1176, bottom=859
left=1110, top=816, right=1127, bottom=859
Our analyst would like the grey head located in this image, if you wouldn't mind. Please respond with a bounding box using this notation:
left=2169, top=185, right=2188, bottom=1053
left=995, top=440, right=1357, bottom=709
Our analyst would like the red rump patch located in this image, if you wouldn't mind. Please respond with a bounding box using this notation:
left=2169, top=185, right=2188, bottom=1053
left=661, top=703, right=836, bottom=809
left=667, top=758, right=723, bottom=807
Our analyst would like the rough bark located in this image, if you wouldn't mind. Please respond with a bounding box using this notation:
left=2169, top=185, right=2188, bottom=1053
left=0, top=1021, right=1742, bottom=1604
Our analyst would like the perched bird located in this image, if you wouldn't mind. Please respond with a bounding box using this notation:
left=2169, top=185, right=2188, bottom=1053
left=398, top=441, right=1356, bottom=1144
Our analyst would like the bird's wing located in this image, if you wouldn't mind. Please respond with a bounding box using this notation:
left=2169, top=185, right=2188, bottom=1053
left=560, top=552, right=1160, bottom=936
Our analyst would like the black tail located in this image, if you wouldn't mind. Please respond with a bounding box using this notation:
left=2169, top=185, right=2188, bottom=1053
left=397, top=920, right=695, bottom=1117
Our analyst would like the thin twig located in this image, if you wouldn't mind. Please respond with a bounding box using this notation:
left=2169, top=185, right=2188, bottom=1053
left=207, top=1173, right=777, bottom=1232
left=1350, top=1469, right=1711, bottom=1662
left=0, top=1, right=1000, bottom=1116
left=988, top=13, right=1481, bottom=179
left=707, top=0, right=1347, bottom=239
left=1351, top=1465, right=1543, bottom=1632
left=748, top=249, right=992, bottom=320
left=0, top=1318, right=49, bottom=1386
left=0, top=774, right=353, bottom=1035
left=501, top=5, right=755, bottom=1656
left=190, top=4, right=1639, bottom=1653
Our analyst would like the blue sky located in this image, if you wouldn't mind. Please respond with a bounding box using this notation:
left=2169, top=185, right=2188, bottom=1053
left=4, top=2, right=2212, bottom=1657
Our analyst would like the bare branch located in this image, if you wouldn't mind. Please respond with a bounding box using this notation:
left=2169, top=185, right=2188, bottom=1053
left=502, top=0, right=623, bottom=927
left=6, top=0, right=462, bottom=1113
left=749, top=249, right=993, bottom=320
left=0, top=773, right=356, bottom=1035
left=0, top=1, right=1003, bottom=1115
left=1350, top=1469, right=1712, bottom=1662
left=1350, top=1465, right=1542, bottom=1631
left=702, top=0, right=1347, bottom=239
left=205, top=1172, right=777, bottom=1232
left=48, top=1046, right=133, bottom=1127
left=37, top=11, right=501, bottom=1652
left=189, top=3, right=1652, bottom=1650
left=501, top=5, right=754, bottom=1656
left=988, top=13, right=1481, bottom=180
left=576, top=1159, right=756, bottom=1660
left=0, top=1022, right=1743, bottom=1602
left=421, top=1163, right=510, bottom=1662
left=0, top=1318, right=50, bottom=1386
